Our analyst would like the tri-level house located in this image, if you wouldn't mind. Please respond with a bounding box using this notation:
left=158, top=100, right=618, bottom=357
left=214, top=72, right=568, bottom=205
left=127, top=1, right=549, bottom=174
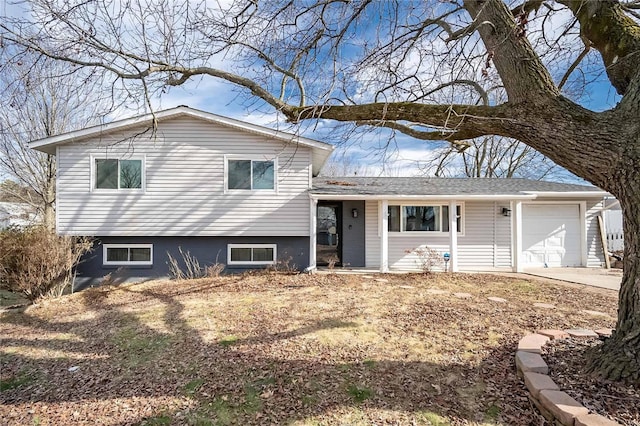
left=30, top=106, right=608, bottom=285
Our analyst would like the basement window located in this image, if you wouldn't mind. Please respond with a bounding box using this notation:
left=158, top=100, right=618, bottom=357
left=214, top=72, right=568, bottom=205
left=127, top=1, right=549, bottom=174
left=103, top=244, right=153, bottom=266
left=227, top=244, right=276, bottom=265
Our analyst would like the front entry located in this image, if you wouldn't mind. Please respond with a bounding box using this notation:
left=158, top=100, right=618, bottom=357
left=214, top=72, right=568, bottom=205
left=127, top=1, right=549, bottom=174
left=317, top=203, right=342, bottom=266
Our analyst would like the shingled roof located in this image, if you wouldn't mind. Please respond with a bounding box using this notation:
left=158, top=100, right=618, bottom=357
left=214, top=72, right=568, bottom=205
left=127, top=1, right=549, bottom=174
left=311, top=177, right=605, bottom=197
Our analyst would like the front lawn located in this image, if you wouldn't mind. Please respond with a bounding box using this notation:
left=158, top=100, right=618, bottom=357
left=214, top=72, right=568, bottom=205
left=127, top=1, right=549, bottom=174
left=0, top=273, right=617, bottom=425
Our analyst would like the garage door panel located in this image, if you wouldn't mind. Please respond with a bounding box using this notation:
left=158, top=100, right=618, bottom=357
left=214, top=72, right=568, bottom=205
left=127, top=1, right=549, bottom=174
left=523, top=250, right=545, bottom=265
left=522, top=204, right=580, bottom=267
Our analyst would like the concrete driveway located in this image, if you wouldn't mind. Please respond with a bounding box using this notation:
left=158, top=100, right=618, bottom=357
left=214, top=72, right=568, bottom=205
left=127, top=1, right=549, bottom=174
left=524, top=267, right=622, bottom=291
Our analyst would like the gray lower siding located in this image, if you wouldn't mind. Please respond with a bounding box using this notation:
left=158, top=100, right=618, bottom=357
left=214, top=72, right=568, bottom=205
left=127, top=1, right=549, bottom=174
left=75, top=236, right=310, bottom=288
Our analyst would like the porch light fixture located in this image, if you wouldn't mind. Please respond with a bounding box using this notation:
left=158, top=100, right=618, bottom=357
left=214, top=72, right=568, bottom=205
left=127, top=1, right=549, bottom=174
left=501, top=207, right=511, bottom=217
left=352, top=208, right=359, bottom=218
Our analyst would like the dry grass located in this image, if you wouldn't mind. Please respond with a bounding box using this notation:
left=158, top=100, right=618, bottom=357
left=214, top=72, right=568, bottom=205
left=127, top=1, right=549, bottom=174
left=0, top=272, right=617, bottom=425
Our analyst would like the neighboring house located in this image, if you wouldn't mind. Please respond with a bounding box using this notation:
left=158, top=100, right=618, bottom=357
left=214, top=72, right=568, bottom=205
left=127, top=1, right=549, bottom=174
left=0, top=202, right=38, bottom=229
left=603, top=198, right=623, bottom=251
left=29, top=106, right=608, bottom=285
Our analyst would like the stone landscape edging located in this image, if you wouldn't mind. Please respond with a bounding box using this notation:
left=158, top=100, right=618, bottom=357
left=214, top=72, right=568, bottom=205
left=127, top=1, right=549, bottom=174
left=515, top=329, right=621, bottom=426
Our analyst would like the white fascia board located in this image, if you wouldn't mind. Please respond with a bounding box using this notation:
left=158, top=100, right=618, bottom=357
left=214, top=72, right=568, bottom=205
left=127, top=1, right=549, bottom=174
left=522, top=191, right=609, bottom=198
left=29, top=106, right=334, bottom=156
left=309, top=194, right=538, bottom=201
left=30, top=119, right=155, bottom=155
left=311, top=149, right=334, bottom=177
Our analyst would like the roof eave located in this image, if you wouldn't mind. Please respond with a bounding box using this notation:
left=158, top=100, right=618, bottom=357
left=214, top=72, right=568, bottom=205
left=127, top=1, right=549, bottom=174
left=522, top=191, right=609, bottom=198
left=29, top=106, right=334, bottom=155
left=309, top=193, right=538, bottom=201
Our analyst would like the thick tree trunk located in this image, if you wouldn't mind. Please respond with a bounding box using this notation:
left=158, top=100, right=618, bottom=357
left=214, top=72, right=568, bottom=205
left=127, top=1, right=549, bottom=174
left=461, top=0, right=640, bottom=383
left=586, top=188, right=640, bottom=383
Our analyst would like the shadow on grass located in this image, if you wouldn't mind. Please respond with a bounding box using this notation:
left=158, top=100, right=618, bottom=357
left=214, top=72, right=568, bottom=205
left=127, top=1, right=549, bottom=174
left=0, top=282, right=528, bottom=425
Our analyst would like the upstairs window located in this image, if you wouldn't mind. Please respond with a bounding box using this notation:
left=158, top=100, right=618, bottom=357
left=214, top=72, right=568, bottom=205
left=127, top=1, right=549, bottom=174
left=388, top=204, right=463, bottom=233
left=227, top=159, right=275, bottom=190
left=95, top=158, right=143, bottom=190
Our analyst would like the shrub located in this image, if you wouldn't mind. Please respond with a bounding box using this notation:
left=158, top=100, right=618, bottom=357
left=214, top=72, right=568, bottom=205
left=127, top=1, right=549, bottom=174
left=0, top=226, right=92, bottom=301
left=167, top=247, right=224, bottom=280
left=266, top=255, right=298, bottom=274
left=405, top=246, right=444, bottom=274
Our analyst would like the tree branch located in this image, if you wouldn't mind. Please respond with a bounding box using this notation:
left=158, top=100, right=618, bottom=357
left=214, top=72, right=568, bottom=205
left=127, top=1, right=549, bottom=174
left=285, top=102, right=516, bottom=141
left=353, top=120, right=473, bottom=148
left=557, top=41, right=591, bottom=90
left=559, top=0, right=640, bottom=95
left=463, top=0, right=560, bottom=102
left=0, top=32, right=293, bottom=113
left=417, top=80, right=490, bottom=106
left=510, top=0, right=545, bottom=17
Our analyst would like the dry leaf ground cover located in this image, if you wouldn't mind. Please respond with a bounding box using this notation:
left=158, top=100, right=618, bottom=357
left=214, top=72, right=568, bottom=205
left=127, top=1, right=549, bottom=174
left=0, top=272, right=618, bottom=425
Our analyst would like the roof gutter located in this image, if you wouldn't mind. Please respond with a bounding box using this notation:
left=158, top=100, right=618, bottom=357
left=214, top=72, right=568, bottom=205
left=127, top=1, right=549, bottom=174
left=522, top=191, right=609, bottom=198
left=309, top=193, right=538, bottom=201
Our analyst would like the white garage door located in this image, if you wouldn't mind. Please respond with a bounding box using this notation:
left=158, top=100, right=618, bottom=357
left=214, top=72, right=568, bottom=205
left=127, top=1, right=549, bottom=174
left=522, top=204, right=581, bottom=267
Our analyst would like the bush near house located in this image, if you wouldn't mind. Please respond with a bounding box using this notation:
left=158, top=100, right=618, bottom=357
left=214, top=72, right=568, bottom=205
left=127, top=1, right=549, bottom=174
left=0, top=226, right=92, bottom=301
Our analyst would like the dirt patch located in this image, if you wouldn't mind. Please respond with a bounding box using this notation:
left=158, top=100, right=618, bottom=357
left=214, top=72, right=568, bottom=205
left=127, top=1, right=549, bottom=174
left=543, top=338, right=640, bottom=425
left=0, top=272, right=618, bottom=425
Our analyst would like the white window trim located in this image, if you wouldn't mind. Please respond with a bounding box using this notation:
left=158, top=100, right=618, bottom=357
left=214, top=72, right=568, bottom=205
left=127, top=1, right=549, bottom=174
left=388, top=202, right=465, bottom=236
left=224, top=155, right=278, bottom=193
left=90, top=154, right=146, bottom=192
left=227, top=244, right=277, bottom=265
left=103, top=244, right=153, bottom=266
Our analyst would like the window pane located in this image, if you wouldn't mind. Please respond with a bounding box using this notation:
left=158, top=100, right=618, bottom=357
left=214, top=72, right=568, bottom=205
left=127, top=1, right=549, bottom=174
left=252, top=161, right=274, bottom=189
left=106, top=247, right=129, bottom=262
left=442, top=206, right=449, bottom=232
left=120, top=160, right=142, bottom=189
left=96, top=159, right=118, bottom=189
left=442, top=206, right=463, bottom=232
left=252, top=248, right=274, bottom=262
left=230, top=247, right=252, bottom=262
left=388, top=206, right=401, bottom=232
left=130, top=247, right=151, bottom=262
left=228, top=160, right=251, bottom=189
left=404, top=206, right=440, bottom=231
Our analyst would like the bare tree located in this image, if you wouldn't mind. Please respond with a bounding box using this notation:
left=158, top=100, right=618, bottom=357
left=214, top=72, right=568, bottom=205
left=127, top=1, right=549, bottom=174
left=424, top=135, right=568, bottom=180
left=320, top=154, right=372, bottom=177
left=1, top=0, right=639, bottom=381
left=0, top=54, right=106, bottom=228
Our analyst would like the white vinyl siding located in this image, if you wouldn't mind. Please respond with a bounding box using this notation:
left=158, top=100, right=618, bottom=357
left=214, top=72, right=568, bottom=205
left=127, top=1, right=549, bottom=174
left=586, top=199, right=606, bottom=267
left=365, top=200, right=512, bottom=270
left=365, top=200, right=380, bottom=268
left=457, top=202, right=511, bottom=269
left=56, top=116, right=312, bottom=236
left=388, top=234, right=449, bottom=271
